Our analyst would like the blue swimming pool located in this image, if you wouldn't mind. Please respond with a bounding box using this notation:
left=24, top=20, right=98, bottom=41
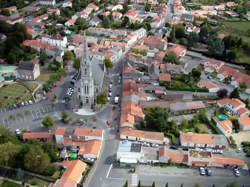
left=65, top=30, right=72, bottom=34
left=218, top=114, right=228, bottom=120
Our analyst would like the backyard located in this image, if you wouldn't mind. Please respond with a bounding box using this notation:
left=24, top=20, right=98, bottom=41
left=0, top=83, right=31, bottom=108
left=36, top=72, right=57, bottom=82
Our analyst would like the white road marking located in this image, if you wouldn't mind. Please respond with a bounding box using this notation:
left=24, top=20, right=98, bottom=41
left=106, top=164, right=113, bottom=178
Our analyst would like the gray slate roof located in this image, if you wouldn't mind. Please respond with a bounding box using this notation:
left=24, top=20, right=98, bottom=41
left=91, top=57, right=104, bottom=86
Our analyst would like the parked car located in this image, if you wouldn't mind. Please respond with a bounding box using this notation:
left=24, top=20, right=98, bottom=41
left=236, top=148, right=242, bottom=153
left=170, top=146, right=178, bottom=150
left=206, top=168, right=212, bottom=176
left=234, top=169, right=240, bottom=177
left=200, top=167, right=206, bottom=175
left=182, top=147, right=189, bottom=151
left=15, top=129, right=21, bottom=135
left=29, top=100, right=33, bottom=105
left=246, top=152, right=250, bottom=157
left=109, top=88, right=112, bottom=92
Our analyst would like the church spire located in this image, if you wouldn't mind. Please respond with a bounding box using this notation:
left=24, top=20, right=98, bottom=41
left=82, top=32, right=89, bottom=64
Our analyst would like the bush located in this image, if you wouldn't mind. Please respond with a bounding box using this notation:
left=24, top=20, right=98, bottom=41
left=229, top=136, right=237, bottom=149
left=167, top=87, right=209, bottom=92
left=43, top=164, right=57, bottom=176
left=165, top=132, right=176, bottom=145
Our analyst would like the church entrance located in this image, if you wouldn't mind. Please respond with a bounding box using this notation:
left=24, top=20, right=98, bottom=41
left=85, top=97, right=89, bottom=104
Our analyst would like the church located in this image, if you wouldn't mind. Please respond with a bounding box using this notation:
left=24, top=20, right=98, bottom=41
left=76, top=33, right=105, bottom=106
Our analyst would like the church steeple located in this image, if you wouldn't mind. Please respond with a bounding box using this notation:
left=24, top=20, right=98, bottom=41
left=81, top=32, right=92, bottom=77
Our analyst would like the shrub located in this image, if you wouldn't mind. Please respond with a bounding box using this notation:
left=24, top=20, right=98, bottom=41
left=43, top=164, right=57, bottom=176
left=229, top=136, right=237, bottom=149
left=165, top=132, right=176, bottom=145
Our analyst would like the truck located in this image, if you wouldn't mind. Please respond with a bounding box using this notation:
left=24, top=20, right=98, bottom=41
left=114, top=97, right=119, bottom=104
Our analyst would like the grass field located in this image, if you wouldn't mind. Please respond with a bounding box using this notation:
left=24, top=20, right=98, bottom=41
left=0, top=83, right=31, bottom=108
left=21, top=82, right=38, bottom=92
left=25, top=178, right=49, bottom=187
left=0, top=181, right=21, bottom=187
left=36, top=72, right=56, bottom=82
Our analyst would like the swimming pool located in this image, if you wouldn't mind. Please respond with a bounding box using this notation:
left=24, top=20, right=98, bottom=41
left=65, top=30, right=72, bottom=34
left=218, top=114, right=228, bottom=120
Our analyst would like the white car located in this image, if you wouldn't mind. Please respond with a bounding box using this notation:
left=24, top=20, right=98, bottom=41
left=29, top=100, right=33, bottom=105
left=108, top=92, right=112, bottom=97
left=107, top=97, right=110, bottom=101
left=109, top=84, right=112, bottom=88
left=15, top=129, right=21, bottom=135
left=200, top=167, right=206, bottom=175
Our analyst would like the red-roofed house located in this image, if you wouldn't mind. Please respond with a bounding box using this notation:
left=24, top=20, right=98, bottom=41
left=197, top=80, right=220, bottom=93
left=204, top=58, right=224, bottom=72
left=74, top=128, right=103, bottom=141
left=87, top=3, right=99, bottom=11
left=216, top=120, right=233, bottom=135
left=143, top=36, right=167, bottom=50
left=65, top=19, right=76, bottom=26
left=168, top=44, right=186, bottom=57
left=23, top=132, right=53, bottom=141
left=238, top=115, right=250, bottom=131
left=78, top=139, right=102, bottom=159
left=159, top=73, right=171, bottom=82
left=5, top=6, right=17, bottom=13
left=55, top=127, right=66, bottom=144
left=125, top=11, right=137, bottom=18
left=62, top=0, right=72, bottom=8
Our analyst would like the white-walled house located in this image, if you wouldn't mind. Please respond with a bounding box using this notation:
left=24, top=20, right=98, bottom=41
left=41, top=34, right=67, bottom=49
left=238, top=115, right=250, bottom=131
left=74, top=128, right=103, bottom=141
left=216, top=120, right=233, bottom=135
left=197, top=80, right=220, bottom=93
left=55, top=127, right=66, bottom=145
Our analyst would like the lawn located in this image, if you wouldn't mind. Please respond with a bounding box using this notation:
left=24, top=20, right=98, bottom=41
left=36, top=72, right=56, bottom=82
left=182, top=123, right=211, bottom=134
left=223, top=21, right=250, bottom=33
left=25, top=178, right=49, bottom=187
left=0, top=181, right=21, bottom=187
left=0, top=83, right=31, bottom=108
left=20, top=82, right=38, bottom=92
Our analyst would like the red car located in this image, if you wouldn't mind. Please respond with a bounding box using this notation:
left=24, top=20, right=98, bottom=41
left=109, top=88, right=112, bottom=92
left=116, top=93, right=120, bottom=97
left=107, top=120, right=111, bottom=125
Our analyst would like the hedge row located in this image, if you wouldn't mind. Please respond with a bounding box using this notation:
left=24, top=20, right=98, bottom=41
left=165, top=132, right=176, bottom=145
left=167, top=87, right=209, bottom=92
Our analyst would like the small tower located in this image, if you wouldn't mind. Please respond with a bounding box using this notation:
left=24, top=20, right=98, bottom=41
left=78, top=33, right=94, bottom=105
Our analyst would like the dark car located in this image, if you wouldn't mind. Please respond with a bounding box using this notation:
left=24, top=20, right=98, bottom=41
left=206, top=168, right=212, bottom=176
left=182, top=147, right=189, bottom=151
left=170, top=146, right=178, bottom=150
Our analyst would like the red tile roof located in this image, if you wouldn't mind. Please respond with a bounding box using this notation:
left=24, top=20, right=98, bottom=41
left=23, top=132, right=53, bottom=140
left=159, top=73, right=171, bottom=82
left=168, top=44, right=186, bottom=56
left=181, top=132, right=214, bottom=145
left=55, top=127, right=66, bottom=135
left=74, top=128, right=103, bottom=137
left=239, top=115, right=250, bottom=127
left=159, top=147, right=188, bottom=163
left=78, top=139, right=102, bottom=156
left=212, top=156, right=244, bottom=166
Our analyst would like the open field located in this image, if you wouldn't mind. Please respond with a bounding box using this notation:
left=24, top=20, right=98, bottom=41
left=0, top=83, right=31, bottom=108
left=21, top=82, right=38, bottom=92
left=223, top=21, right=250, bottom=34
left=36, top=72, right=56, bottom=82
left=0, top=181, right=21, bottom=187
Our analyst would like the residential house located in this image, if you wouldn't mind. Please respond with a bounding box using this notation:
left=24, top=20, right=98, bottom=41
left=112, top=11, right=122, bottom=21
left=23, top=132, right=53, bottom=141
left=41, top=34, right=68, bottom=48
left=39, top=0, right=56, bottom=6
left=125, top=11, right=137, bottom=19
left=168, top=44, right=186, bottom=58
left=150, top=16, right=164, bottom=28
left=143, top=36, right=167, bottom=50
left=87, top=3, right=99, bottom=11
left=159, top=73, right=171, bottom=82
left=120, top=126, right=165, bottom=145
left=17, top=58, right=40, bottom=80
left=55, top=127, right=67, bottom=145
left=204, top=58, right=224, bottom=73
left=180, top=132, right=229, bottom=149
left=155, top=51, right=165, bottom=62
left=65, top=19, right=76, bottom=26
left=238, top=115, right=250, bottom=131
left=212, top=156, right=245, bottom=168
left=89, top=16, right=101, bottom=26
left=78, top=139, right=102, bottom=159
left=104, top=52, right=117, bottom=63
left=107, top=4, right=123, bottom=11
left=216, top=120, right=233, bottom=135
left=74, top=128, right=103, bottom=141
left=62, top=0, right=72, bottom=8
left=226, top=2, right=237, bottom=7
left=181, top=13, right=194, bottom=22
left=159, top=147, right=188, bottom=164
left=217, top=65, right=238, bottom=81
left=185, top=24, right=200, bottom=34
left=5, top=6, right=17, bottom=13
left=197, top=80, right=220, bottom=93
left=54, top=160, right=87, bottom=187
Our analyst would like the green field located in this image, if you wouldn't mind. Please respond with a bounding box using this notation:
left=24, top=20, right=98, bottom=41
left=0, top=181, right=21, bottom=187
left=36, top=72, right=56, bottom=82
left=0, top=83, right=31, bottom=108
left=223, top=21, right=250, bottom=33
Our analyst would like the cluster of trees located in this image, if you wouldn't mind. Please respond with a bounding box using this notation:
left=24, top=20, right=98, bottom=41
left=0, top=0, right=32, bottom=9
left=103, top=58, right=113, bottom=69
left=0, top=126, right=58, bottom=176
left=131, top=48, right=147, bottom=56
left=48, top=59, right=62, bottom=72
left=0, top=21, right=36, bottom=64
left=68, top=17, right=89, bottom=33
left=43, top=67, right=66, bottom=92
left=96, top=92, right=108, bottom=105
left=163, top=51, right=180, bottom=64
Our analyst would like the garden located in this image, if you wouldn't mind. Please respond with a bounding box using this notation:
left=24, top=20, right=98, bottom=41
left=0, top=83, right=31, bottom=108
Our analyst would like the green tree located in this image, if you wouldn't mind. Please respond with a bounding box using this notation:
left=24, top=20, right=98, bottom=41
left=152, top=181, right=156, bottom=187
left=207, top=37, right=225, bottom=55
left=39, top=50, right=48, bottom=65
left=43, top=164, right=57, bottom=176
left=25, top=110, right=31, bottom=115
left=191, top=68, right=201, bottom=80
left=96, top=92, right=107, bottom=105
left=122, top=2, right=130, bottom=14
left=194, top=183, right=200, bottom=187
left=75, top=17, right=89, bottom=30
left=0, top=126, right=20, bottom=144
left=239, top=82, right=247, bottom=91
left=42, top=115, right=54, bottom=128
left=226, top=181, right=238, bottom=187
left=181, top=184, right=184, bottom=187
left=124, top=180, right=128, bottom=187
left=145, top=3, right=151, bottom=11
left=175, top=24, right=185, bottom=38
left=169, top=26, right=175, bottom=42
left=73, top=57, right=81, bottom=70
left=1, top=9, right=10, bottom=16
left=230, top=88, right=240, bottom=98
left=138, top=180, right=141, bottom=187
left=104, top=58, right=113, bottom=68
left=42, top=140, right=59, bottom=162
left=199, top=25, right=209, bottom=42
left=61, top=111, right=69, bottom=121
left=165, top=183, right=169, bottom=187
left=0, top=142, right=21, bottom=166
left=163, top=51, right=180, bottom=64
left=24, top=147, right=50, bottom=173
left=216, top=89, right=228, bottom=98
left=187, top=32, right=199, bottom=47
left=63, top=51, right=73, bottom=62
left=9, top=114, right=14, bottom=119
left=144, top=107, right=169, bottom=132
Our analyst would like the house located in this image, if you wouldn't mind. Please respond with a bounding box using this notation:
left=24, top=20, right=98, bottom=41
left=226, top=2, right=237, bottom=7
left=87, top=3, right=99, bottom=11
left=160, top=63, right=185, bottom=74
left=39, top=0, right=56, bottom=6
left=55, top=127, right=67, bottom=145
left=107, top=4, right=123, bottom=11
left=143, top=36, right=167, bottom=50
left=104, top=52, right=117, bottom=63
left=180, top=132, right=229, bottom=149
left=65, top=19, right=76, bottom=26
left=217, top=98, right=247, bottom=117
left=5, top=6, right=17, bottom=13
left=188, top=149, right=212, bottom=166
left=167, top=44, right=186, bottom=58
left=150, top=16, right=164, bottom=28
left=159, top=73, right=171, bottom=82
left=216, top=120, right=233, bottom=135
left=74, top=128, right=103, bottom=141
left=217, top=65, right=238, bottom=81
left=62, top=0, right=72, bottom=8
left=17, top=58, right=40, bottom=80
left=212, top=156, right=245, bottom=168
left=125, top=11, right=137, bottom=19
left=23, top=132, right=53, bottom=141
left=112, top=11, right=122, bottom=21
left=197, top=80, right=220, bottom=93
left=185, top=24, right=200, bottom=34
left=159, top=147, right=188, bottom=164
left=238, top=115, right=250, bottom=131
left=120, top=126, right=165, bottom=145
left=0, top=65, right=17, bottom=85
left=204, top=58, right=224, bottom=72
left=89, top=16, right=101, bottom=26
left=148, top=63, right=159, bottom=80
left=41, top=34, right=68, bottom=48
left=54, top=160, right=87, bottom=187
left=181, top=13, right=194, bottom=22
left=78, top=139, right=102, bottom=159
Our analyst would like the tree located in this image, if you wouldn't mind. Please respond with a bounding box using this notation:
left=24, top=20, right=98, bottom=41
left=152, top=181, right=156, bottom=187
left=239, top=82, right=247, bottom=91
left=104, top=58, right=113, bottom=69
left=207, top=37, right=225, bottom=55
left=24, top=110, right=30, bottom=115
left=75, top=17, right=88, bottom=30
left=230, top=88, right=240, bottom=98
left=96, top=92, right=107, bottom=105
left=39, top=50, right=48, bottom=65
left=194, top=183, right=200, bottom=187
left=138, top=180, right=141, bottom=187
left=0, top=126, right=20, bottom=144
left=145, top=3, right=151, bottom=11
left=165, top=183, right=169, bottom=187
left=1, top=9, right=10, bottom=16
left=181, top=184, right=183, bottom=187
left=226, top=181, right=238, bottom=187
left=169, top=26, right=175, bottom=42
left=187, top=32, right=199, bottom=47
left=191, top=68, right=201, bottom=80
left=42, top=140, right=59, bottom=162
left=163, top=51, right=179, bottom=64
left=61, top=111, right=69, bottom=122
left=24, top=147, right=50, bottom=173
left=216, top=89, right=228, bottom=98
left=124, top=180, right=128, bottom=187
left=122, top=16, right=130, bottom=27
left=63, top=51, right=73, bottom=62
left=122, top=2, right=130, bottom=14
left=43, top=164, right=57, bottom=176
left=9, top=114, right=14, bottom=119
left=42, top=115, right=54, bottom=128
left=144, top=107, right=169, bottom=132
left=0, top=142, right=21, bottom=166
left=199, top=25, right=209, bottom=42
left=73, top=57, right=81, bottom=70
left=175, top=24, right=185, bottom=38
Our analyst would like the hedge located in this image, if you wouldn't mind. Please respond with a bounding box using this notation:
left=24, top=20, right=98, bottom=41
left=167, top=87, right=209, bottom=92
left=229, top=136, right=237, bottom=149
left=165, top=132, right=176, bottom=145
